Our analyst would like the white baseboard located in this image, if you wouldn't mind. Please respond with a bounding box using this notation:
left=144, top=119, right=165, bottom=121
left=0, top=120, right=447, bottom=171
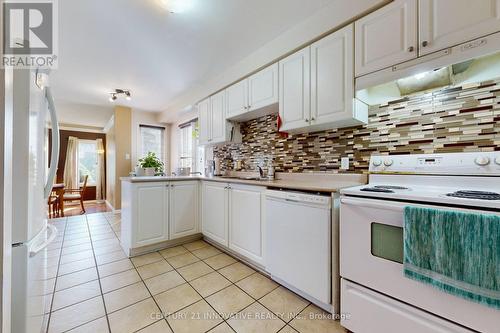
left=105, top=200, right=121, bottom=214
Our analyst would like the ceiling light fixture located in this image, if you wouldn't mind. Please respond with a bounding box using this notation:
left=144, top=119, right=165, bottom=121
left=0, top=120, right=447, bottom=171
left=108, top=89, right=131, bottom=102
left=159, top=0, right=194, bottom=13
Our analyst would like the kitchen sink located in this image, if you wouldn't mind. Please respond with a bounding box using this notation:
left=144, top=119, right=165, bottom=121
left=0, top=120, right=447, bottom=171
left=218, top=175, right=269, bottom=181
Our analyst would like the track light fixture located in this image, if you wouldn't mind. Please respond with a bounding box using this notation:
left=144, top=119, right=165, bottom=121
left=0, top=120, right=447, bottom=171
left=108, top=89, right=131, bottom=102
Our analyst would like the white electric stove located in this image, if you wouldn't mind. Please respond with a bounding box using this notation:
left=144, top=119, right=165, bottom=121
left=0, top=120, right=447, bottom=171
left=340, top=152, right=499, bottom=333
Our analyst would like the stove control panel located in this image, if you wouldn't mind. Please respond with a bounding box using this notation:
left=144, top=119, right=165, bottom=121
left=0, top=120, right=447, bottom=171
left=369, top=152, right=500, bottom=175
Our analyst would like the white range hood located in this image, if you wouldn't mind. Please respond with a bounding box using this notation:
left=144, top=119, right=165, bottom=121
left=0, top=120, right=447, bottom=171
left=356, top=31, right=500, bottom=106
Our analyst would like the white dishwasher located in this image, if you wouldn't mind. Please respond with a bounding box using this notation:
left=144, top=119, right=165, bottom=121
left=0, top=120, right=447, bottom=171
left=266, top=189, right=332, bottom=312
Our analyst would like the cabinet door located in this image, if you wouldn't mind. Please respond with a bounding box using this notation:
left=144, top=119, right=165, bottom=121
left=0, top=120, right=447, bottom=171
left=135, top=183, right=169, bottom=246
left=169, top=181, right=199, bottom=240
left=311, top=24, right=354, bottom=127
left=226, top=79, right=248, bottom=119
left=198, top=98, right=211, bottom=145
left=210, top=91, right=227, bottom=143
left=355, top=0, right=417, bottom=77
left=279, top=47, right=311, bottom=132
left=201, top=182, right=228, bottom=247
left=419, top=0, right=500, bottom=56
left=248, top=63, right=279, bottom=111
left=228, top=184, right=265, bottom=265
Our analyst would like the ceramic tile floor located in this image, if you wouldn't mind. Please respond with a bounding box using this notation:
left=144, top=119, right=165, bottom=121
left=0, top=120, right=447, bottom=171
left=47, top=212, right=347, bottom=333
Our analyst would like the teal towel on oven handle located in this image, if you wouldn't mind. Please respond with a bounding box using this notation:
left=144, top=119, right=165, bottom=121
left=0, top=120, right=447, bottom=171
left=403, top=206, right=500, bottom=309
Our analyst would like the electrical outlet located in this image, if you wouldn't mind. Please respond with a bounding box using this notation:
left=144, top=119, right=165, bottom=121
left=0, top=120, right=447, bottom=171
left=341, top=157, right=350, bottom=170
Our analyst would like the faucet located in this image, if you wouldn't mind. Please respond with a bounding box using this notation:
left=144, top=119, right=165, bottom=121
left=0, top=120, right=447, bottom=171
left=257, top=166, right=264, bottom=178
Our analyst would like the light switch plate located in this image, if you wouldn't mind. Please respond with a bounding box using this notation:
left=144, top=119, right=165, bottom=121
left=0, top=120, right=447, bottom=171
left=125, top=153, right=130, bottom=160
left=341, top=157, right=349, bottom=170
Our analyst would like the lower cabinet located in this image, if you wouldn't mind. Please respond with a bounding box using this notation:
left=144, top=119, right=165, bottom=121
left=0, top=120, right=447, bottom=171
left=202, top=181, right=265, bottom=266
left=169, top=181, right=199, bottom=240
left=134, top=182, right=170, bottom=247
left=121, top=180, right=200, bottom=254
left=201, top=181, right=228, bottom=246
left=229, top=184, right=265, bottom=265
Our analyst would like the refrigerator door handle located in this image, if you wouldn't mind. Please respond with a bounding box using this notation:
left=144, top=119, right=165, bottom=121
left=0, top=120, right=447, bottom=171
left=44, top=87, right=60, bottom=199
left=29, top=224, right=57, bottom=257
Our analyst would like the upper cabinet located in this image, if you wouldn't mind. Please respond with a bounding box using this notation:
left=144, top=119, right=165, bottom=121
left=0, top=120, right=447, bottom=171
left=355, top=0, right=418, bottom=77
left=226, top=79, right=248, bottom=119
left=279, top=47, right=311, bottom=132
left=210, top=91, right=227, bottom=143
left=355, top=0, right=500, bottom=76
left=279, top=24, right=368, bottom=133
left=247, top=64, right=279, bottom=113
left=198, top=92, right=241, bottom=146
left=198, top=98, right=211, bottom=144
left=225, top=64, right=279, bottom=121
left=419, top=0, right=500, bottom=56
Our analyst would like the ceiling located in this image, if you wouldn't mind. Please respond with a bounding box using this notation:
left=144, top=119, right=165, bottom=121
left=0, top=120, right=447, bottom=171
left=51, top=0, right=333, bottom=126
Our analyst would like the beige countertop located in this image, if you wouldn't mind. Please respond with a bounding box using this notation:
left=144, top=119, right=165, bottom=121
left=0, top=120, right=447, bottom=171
left=121, top=172, right=367, bottom=193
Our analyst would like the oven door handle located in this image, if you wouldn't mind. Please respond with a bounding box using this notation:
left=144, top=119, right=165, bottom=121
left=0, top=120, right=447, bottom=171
left=341, top=197, right=405, bottom=212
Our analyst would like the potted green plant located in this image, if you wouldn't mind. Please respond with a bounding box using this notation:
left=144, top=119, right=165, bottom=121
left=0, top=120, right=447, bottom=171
left=136, top=152, right=164, bottom=176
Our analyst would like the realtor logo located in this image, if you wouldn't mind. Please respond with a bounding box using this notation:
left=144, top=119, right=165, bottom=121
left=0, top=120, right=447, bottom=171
left=2, top=0, right=58, bottom=68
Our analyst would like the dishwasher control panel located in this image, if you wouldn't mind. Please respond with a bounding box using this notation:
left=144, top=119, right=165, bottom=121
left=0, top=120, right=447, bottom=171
left=266, top=189, right=331, bottom=206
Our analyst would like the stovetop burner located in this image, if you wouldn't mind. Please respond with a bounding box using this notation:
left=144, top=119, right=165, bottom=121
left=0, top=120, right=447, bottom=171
left=446, top=190, right=500, bottom=200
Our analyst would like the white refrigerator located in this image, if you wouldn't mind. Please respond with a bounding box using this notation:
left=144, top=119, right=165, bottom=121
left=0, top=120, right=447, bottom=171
left=11, top=69, right=60, bottom=333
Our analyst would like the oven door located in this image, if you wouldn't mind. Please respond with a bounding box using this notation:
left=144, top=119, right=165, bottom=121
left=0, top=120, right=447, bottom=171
left=340, top=196, right=499, bottom=333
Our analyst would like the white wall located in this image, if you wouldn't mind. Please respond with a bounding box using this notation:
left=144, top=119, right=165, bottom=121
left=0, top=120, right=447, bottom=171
left=159, top=0, right=390, bottom=123
left=55, top=99, right=114, bottom=129
left=131, top=109, right=170, bottom=172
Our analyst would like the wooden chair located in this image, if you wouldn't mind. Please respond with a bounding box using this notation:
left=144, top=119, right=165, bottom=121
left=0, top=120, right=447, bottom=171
left=62, top=175, right=88, bottom=214
left=48, top=191, right=59, bottom=218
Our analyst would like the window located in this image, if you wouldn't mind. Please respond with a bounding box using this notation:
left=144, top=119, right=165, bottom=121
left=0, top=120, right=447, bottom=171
left=179, top=124, right=193, bottom=168
left=78, top=140, right=98, bottom=185
left=139, top=125, right=165, bottom=162
left=179, top=120, right=204, bottom=173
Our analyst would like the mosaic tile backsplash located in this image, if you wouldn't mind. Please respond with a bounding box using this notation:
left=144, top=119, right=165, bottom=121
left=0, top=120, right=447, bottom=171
left=213, top=79, right=500, bottom=173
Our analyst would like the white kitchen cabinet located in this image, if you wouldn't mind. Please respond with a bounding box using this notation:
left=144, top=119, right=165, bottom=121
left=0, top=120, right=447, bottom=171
left=311, top=24, right=366, bottom=130
left=279, top=47, right=311, bottom=131
left=201, top=181, right=228, bottom=247
left=419, top=0, right=500, bottom=56
left=210, top=91, right=226, bottom=143
left=228, top=184, right=265, bottom=265
left=355, top=0, right=418, bottom=77
left=198, top=93, right=241, bottom=146
left=225, top=64, right=279, bottom=121
left=226, top=79, right=248, bottom=119
left=133, top=182, right=169, bottom=247
left=279, top=24, right=367, bottom=133
left=169, top=181, right=199, bottom=240
left=198, top=98, right=211, bottom=145
left=248, top=63, right=279, bottom=112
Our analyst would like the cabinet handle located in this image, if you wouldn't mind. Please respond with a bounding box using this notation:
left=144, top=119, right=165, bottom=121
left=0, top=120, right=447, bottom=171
left=305, top=118, right=309, bottom=122
left=311, top=117, right=315, bottom=121
left=422, top=41, right=428, bottom=47
left=407, top=46, right=414, bottom=52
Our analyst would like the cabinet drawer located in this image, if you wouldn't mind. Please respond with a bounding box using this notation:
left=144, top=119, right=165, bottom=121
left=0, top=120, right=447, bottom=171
left=341, top=279, right=473, bottom=333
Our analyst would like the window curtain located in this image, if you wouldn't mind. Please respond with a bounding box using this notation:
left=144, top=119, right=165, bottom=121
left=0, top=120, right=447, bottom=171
left=96, top=139, right=105, bottom=202
left=63, top=136, right=79, bottom=189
